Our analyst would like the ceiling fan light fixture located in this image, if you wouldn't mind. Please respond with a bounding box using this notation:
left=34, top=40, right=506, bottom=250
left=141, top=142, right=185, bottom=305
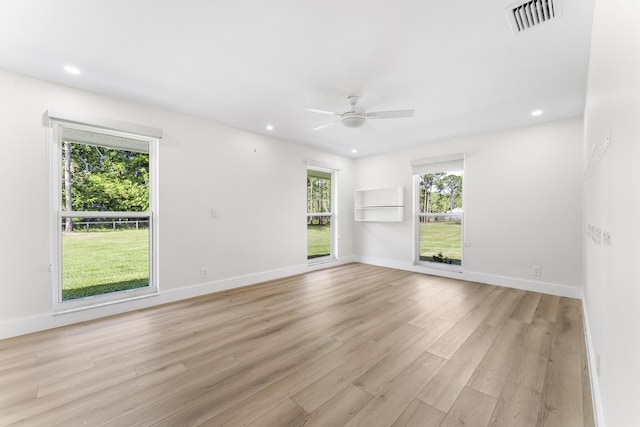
left=341, top=113, right=367, bottom=128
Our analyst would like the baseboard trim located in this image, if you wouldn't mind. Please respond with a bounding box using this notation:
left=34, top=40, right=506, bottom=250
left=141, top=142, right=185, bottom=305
left=582, top=302, right=606, bottom=427
left=356, top=256, right=582, bottom=298
left=0, top=255, right=356, bottom=340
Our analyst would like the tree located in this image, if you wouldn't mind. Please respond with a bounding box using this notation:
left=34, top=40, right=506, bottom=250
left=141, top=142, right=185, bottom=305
left=419, top=173, right=445, bottom=216
left=307, top=172, right=331, bottom=225
left=440, top=174, right=463, bottom=212
left=419, top=172, right=462, bottom=218
left=61, top=142, right=149, bottom=228
left=63, top=142, right=74, bottom=232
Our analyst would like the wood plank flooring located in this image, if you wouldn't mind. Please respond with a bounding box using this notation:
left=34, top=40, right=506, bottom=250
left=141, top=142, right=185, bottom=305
left=0, top=263, right=595, bottom=426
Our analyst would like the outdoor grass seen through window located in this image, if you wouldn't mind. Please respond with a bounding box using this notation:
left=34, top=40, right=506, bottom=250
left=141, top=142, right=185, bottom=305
left=307, top=221, right=331, bottom=259
left=61, top=225, right=149, bottom=300
left=60, top=130, right=151, bottom=301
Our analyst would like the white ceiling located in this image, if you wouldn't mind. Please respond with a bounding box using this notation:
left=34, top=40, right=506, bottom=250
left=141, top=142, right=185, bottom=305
left=0, top=0, right=595, bottom=157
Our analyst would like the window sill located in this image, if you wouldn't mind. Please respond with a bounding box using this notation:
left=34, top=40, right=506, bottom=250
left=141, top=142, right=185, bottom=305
left=415, top=261, right=463, bottom=273
left=307, top=256, right=337, bottom=266
left=54, top=288, right=159, bottom=315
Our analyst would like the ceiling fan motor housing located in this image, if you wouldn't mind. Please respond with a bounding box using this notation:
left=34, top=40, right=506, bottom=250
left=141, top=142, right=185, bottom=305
left=341, top=112, right=367, bottom=128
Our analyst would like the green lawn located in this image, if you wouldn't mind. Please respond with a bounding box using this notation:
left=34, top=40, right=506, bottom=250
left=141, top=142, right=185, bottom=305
left=61, top=222, right=458, bottom=300
left=419, top=220, right=462, bottom=265
left=62, top=229, right=149, bottom=300
left=307, top=224, right=331, bottom=259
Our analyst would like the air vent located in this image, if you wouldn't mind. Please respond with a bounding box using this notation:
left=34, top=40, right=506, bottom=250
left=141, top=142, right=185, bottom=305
left=506, top=0, right=562, bottom=34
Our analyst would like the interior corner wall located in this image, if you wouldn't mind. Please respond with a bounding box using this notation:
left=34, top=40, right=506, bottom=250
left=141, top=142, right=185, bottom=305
left=0, top=69, right=355, bottom=339
left=354, top=118, right=584, bottom=297
left=582, top=0, right=640, bottom=425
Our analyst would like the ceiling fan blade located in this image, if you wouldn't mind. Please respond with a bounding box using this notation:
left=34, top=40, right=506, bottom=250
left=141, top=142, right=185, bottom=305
left=366, top=109, right=415, bottom=119
left=312, top=121, right=339, bottom=131
left=305, top=108, right=341, bottom=116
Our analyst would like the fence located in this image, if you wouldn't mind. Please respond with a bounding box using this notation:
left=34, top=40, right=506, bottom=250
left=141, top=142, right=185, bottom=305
left=418, top=213, right=462, bottom=223
left=62, top=219, right=150, bottom=232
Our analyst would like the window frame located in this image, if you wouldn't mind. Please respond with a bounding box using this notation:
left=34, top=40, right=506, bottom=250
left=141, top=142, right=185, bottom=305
left=306, top=166, right=338, bottom=263
left=50, top=120, right=160, bottom=313
left=412, top=166, right=465, bottom=273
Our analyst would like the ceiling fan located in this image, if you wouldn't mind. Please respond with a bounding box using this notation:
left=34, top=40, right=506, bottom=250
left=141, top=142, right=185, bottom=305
left=306, top=95, right=414, bottom=130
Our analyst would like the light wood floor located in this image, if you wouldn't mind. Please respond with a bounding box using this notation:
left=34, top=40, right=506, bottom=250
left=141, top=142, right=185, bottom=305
left=0, top=263, right=595, bottom=426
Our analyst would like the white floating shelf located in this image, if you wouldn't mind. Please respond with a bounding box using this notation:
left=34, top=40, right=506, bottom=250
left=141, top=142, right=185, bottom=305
left=354, top=187, right=404, bottom=222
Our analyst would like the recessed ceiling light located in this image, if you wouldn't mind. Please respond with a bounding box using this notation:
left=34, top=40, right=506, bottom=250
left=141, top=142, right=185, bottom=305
left=351, top=149, right=358, bottom=154
left=64, top=65, right=80, bottom=75
left=531, top=109, right=543, bottom=117
left=265, top=124, right=274, bottom=131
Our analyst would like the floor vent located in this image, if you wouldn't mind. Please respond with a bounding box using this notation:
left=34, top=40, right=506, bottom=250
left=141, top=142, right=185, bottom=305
left=506, top=0, right=562, bottom=34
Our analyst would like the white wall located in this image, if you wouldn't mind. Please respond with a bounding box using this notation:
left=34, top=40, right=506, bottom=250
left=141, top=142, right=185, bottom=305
left=0, top=67, right=588, bottom=343
left=354, top=118, right=584, bottom=297
left=583, top=0, right=640, bottom=425
left=0, top=69, right=355, bottom=338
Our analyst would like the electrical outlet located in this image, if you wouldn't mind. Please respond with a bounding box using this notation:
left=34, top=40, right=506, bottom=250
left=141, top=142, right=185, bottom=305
left=201, top=268, right=208, bottom=278
left=531, top=265, right=541, bottom=276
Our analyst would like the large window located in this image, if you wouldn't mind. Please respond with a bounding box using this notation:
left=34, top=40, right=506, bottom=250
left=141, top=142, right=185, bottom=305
left=412, top=155, right=464, bottom=269
left=51, top=120, right=159, bottom=310
left=307, top=167, right=336, bottom=261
